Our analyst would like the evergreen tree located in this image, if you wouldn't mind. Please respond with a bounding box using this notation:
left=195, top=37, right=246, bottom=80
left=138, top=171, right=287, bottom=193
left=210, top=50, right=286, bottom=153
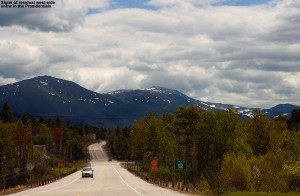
left=1, top=102, right=14, bottom=123
left=21, top=113, right=30, bottom=128
left=289, top=108, right=300, bottom=131
left=55, top=117, right=63, bottom=127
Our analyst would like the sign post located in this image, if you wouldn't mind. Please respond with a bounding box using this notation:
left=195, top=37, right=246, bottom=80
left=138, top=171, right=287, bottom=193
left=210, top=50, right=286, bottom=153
left=26, top=163, right=34, bottom=187
left=174, top=160, right=187, bottom=183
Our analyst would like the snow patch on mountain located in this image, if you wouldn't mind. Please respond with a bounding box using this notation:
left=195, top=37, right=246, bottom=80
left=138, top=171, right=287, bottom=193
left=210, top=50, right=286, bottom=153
left=108, top=89, right=133, bottom=95
left=39, top=81, right=48, bottom=86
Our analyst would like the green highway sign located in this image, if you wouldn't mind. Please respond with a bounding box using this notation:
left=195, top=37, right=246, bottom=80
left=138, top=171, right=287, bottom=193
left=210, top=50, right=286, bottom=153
left=174, top=160, right=187, bottom=170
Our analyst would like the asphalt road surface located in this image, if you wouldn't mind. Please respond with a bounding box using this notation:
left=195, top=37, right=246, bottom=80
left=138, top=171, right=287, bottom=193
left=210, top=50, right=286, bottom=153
left=9, top=142, right=188, bottom=196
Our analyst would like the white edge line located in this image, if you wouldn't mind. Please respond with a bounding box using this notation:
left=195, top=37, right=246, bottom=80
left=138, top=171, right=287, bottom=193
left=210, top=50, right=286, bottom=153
left=16, top=175, right=80, bottom=195
left=113, top=166, right=142, bottom=196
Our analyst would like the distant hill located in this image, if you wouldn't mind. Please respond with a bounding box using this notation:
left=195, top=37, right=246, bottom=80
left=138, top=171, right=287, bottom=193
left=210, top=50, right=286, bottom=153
left=261, top=104, right=300, bottom=117
left=108, top=86, right=199, bottom=113
left=0, top=75, right=299, bottom=127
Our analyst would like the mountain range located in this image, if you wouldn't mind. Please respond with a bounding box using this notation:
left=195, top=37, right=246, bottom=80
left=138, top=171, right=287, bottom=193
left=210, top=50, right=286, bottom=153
left=0, top=75, right=299, bottom=127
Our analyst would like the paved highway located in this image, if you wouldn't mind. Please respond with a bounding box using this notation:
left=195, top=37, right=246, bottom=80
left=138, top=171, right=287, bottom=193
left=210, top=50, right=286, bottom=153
left=9, top=142, right=188, bottom=196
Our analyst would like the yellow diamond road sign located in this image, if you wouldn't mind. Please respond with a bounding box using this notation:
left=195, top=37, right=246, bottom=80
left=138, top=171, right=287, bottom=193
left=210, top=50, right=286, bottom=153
left=151, top=160, right=158, bottom=167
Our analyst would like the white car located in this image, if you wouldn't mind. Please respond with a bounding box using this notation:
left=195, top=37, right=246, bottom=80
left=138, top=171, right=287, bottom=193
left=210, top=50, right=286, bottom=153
left=81, top=167, right=94, bottom=178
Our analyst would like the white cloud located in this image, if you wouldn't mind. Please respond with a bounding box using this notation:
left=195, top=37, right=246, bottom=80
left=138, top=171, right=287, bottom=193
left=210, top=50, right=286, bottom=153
left=0, top=0, right=299, bottom=108
left=0, top=76, right=17, bottom=86
left=59, top=66, right=143, bottom=93
left=0, top=0, right=111, bottom=31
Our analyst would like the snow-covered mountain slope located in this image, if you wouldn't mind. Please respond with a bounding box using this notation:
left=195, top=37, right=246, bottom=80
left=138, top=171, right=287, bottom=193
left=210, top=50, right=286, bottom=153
left=0, top=76, right=129, bottom=126
left=1, top=76, right=299, bottom=126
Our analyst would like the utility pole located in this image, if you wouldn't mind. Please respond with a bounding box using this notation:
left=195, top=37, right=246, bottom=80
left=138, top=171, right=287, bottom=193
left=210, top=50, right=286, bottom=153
left=1, top=156, right=6, bottom=195
left=2, top=175, right=5, bottom=195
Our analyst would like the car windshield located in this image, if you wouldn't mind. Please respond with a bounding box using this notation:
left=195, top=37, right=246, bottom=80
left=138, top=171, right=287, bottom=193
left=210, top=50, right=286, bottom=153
left=83, top=168, right=92, bottom=171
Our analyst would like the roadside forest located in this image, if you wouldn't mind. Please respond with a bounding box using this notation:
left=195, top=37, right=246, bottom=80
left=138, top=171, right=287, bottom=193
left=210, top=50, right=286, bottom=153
left=107, top=106, right=300, bottom=193
left=0, top=102, right=105, bottom=190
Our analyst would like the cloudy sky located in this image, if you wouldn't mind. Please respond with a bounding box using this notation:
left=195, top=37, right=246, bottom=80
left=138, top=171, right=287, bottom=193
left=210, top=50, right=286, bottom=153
left=0, top=0, right=299, bottom=108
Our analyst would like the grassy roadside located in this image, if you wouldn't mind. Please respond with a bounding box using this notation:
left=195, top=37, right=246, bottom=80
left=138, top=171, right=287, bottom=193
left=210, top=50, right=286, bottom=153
left=121, top=163, right=300, bottom=196
left=221, top=192, right=300, bottom=196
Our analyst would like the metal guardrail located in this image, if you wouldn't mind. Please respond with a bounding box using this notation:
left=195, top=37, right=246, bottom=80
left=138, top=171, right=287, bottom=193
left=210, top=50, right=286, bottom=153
left=125, top=165, right=194, bottom=193
left=30, top=168, right=77, bottom=188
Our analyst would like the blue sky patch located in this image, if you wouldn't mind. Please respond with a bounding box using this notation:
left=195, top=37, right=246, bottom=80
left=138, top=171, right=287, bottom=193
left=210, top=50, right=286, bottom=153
left=219, top=0, right=271, bottom=6
left=111, top=0, right=154, bottom=9
left=110, top=0, right=272, bottom=9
